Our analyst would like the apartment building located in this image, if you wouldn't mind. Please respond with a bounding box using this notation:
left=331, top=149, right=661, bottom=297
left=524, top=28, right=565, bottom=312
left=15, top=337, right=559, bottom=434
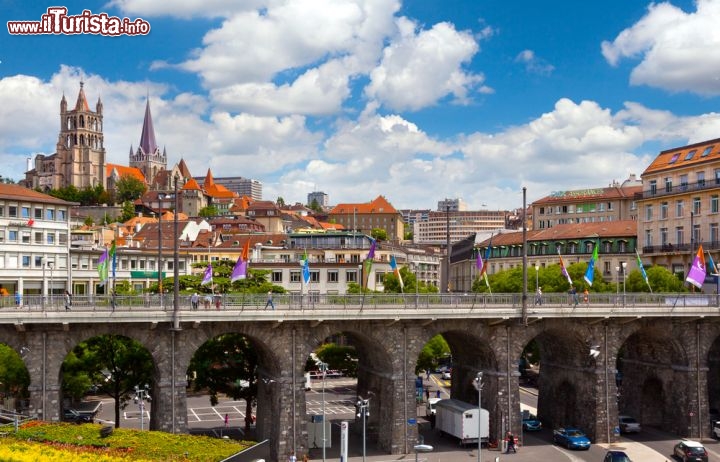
left=0, top=184, right=75, bottom=298
left=532, top=175, right=642, bottom=230
left=638, top=137, right=720, bottom=276
left=328, top=196, right=404, bottom=242
left=412, top=209, right=507, bottom=245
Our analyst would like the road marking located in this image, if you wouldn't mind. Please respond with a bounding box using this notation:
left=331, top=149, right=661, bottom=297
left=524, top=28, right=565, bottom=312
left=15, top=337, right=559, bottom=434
left=551, top=446, right=588, bottom=462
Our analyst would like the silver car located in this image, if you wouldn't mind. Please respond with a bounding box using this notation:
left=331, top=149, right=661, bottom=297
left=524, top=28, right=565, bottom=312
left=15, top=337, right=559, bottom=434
left=618, top=415, right=641, bottom=433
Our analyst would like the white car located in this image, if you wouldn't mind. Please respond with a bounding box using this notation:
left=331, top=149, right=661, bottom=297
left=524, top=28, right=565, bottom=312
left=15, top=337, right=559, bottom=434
left=426, top=397, right=441, bottom=416
left=713, top=422, right=720, bottom=439
left=441, top=370, right=451, bottom=380
left=618, top=415, right=641, bottom=433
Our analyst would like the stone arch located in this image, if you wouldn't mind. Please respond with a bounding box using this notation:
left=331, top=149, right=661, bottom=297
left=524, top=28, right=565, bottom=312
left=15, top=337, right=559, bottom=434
left=297, top=322, right=400, bottom=455
left=616, top=323, right=689, bottom=436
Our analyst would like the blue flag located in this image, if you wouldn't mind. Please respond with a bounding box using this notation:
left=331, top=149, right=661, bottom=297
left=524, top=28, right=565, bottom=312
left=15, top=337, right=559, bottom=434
left=583, top=241, right=599, bottom=286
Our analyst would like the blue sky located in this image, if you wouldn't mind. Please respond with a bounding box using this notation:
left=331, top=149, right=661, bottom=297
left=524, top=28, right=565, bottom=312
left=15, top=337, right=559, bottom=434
left=2, top=0, right=720, bottom=210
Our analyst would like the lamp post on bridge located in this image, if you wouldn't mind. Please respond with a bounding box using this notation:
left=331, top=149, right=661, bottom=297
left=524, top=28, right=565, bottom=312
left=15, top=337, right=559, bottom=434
left=134, top=384, right=151, bottom=431
left=356, top=397, right=370, bottom=462
left=474, top=372, right=483, bottom=462
left=621, top=261, right=627, bottom=308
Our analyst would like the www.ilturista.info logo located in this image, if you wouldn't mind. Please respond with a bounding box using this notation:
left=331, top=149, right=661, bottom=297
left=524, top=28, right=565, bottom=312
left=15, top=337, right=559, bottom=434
left=7, top=7, right=150, bottom=36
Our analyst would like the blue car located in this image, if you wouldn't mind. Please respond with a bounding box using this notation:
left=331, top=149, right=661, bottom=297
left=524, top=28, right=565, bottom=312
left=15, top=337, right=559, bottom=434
left=552, top=427, right=591, bottom=450
left=522, top=417, right=542, bottom=431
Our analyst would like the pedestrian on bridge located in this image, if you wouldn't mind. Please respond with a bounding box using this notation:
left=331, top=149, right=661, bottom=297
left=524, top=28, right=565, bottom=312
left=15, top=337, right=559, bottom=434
left=535, top=287, right=543, bottom=306
left=64, top=290, right=72, bottom=311
left=265, top=291, right=275, bottom=310
left=583, top=288, right=590, bottom=306
left=191, top=293, right=199, bottom=310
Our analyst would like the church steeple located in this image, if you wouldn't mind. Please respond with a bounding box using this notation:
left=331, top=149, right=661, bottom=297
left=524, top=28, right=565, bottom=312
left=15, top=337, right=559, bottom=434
left=75, top=81, right=90, bottom=112
left=139, top=99, right=158, bottom=156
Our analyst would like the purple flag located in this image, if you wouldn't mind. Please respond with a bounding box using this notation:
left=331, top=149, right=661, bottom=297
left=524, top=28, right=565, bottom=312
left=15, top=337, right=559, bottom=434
left=686, top=245, right=706, bottom=289
left=366, top=239, right=376, bottom=260
left=201, top=264, right=213, bottom=286
left=231, top=257, right=247, bottom=282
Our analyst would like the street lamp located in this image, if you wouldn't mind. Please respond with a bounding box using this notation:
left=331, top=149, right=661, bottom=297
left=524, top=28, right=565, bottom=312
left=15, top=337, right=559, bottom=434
left=320, top=362, right=328, bottom=462
left=134, top=384, right=151, bottom=430
left=48, top=261, right=54, bottom=306
left=474, top=372, right=483, bottom=462
left=356, top=397, right=370, bottom=462
left=615, top=265, right=620, bottom=306
left=621, top=261, right=627, bottom=308
left=534, top=263, right=539, bottom=290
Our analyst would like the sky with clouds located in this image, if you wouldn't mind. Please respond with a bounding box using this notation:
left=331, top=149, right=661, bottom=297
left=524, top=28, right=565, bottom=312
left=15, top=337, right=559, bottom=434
left=3, top=0, right=720, bottom=210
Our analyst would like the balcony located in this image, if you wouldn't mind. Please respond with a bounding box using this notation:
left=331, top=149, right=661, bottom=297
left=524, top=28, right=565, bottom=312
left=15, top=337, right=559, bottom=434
left=642, top=180, right=718, bottom=199
left=642, top=240, right=720, bottom=254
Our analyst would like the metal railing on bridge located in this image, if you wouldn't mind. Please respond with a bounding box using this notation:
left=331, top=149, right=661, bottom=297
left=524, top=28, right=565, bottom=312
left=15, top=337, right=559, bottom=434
left=1, top=292, right=718, bottom=313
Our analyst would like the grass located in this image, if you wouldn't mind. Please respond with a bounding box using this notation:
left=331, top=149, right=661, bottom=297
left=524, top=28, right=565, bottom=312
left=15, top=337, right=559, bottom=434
left=0, top=420, right=254, bottom=461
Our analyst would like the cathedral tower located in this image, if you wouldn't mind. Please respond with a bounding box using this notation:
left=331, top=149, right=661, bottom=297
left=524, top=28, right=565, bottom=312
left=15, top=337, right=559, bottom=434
left=26, top=82, right=106, bottom=190
left=129, top=99, right=167, bottom=188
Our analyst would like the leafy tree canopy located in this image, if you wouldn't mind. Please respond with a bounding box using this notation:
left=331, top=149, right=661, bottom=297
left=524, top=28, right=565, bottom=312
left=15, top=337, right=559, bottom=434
left=115, top=174, right=147, bottom=203
left=198, top=205, right=220, bottom=217
left=371, top=228, right=388, bottom=241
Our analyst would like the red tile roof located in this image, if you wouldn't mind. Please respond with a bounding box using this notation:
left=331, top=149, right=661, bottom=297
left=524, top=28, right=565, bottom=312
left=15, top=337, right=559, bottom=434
left=476, top=220, right=637, bottom=247
left=329, top=195, right=399, bottom=214
left=106, top=163, right=146, bottom=183
left=0, top=183, right=77, bottom=205
left=643, top=137, right=720, bottom=176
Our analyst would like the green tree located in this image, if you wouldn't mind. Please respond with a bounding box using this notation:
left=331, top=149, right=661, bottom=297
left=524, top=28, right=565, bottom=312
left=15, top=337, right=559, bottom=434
left=626, top=265, right=686, bottom=292
left=384, top=267, right=438, bottom=293
left=119, top=201, right=135, bottom=222
left=188, top=334, right=258, bottom=432
left=199, top=205, right=220, bottom=217
left=62, top=334, right=154, bottom=428
left=115, top=174, right=147, bottom=203
left=415, top=335, right=450, bottom=374
left=276, top=197, right=285, bottom=207
left=309, top=199, right=322, bottom=213
left=371, top=228, right=388, bottom=241
left=314, top=343, right=358, bottom=377
left=0, top=345, right=30, bottom=401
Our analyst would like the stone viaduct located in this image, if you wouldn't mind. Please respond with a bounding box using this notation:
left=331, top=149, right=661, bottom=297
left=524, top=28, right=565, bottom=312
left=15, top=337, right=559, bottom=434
left=2, top=293, right=720, bottom=460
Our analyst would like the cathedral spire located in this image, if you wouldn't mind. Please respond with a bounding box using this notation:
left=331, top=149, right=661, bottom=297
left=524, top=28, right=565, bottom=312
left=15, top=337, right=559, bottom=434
left=75, top=81, right=90, bottom=111
left=139, top=98, right=158, bottom=156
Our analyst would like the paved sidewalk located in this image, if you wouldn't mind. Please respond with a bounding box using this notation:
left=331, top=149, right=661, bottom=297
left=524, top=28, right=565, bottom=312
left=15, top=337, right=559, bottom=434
left=595, top=441, right=668, bottom=461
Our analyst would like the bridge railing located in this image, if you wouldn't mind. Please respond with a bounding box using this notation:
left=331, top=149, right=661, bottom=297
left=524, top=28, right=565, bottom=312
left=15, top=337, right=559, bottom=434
left=1, top=292, right=718, bottom=312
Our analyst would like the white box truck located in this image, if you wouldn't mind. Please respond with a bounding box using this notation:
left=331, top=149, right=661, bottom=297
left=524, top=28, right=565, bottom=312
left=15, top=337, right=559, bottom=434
left=435, top=398, right=489, bottom=446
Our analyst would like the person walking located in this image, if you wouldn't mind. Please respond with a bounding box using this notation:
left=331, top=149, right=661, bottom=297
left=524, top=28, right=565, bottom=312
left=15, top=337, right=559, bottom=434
left=535, top=286, right=543, bottom=306
left=191, top=292, right=199, bottom=310
left=505, top=431, right=517, bottom=453
left=265, top=291, right=275, bottom=310
left=288, top=451, right=297, bottom=462
left=435, top=389, right=441, bottom=399
left=64, top=290, right=72, bottom=311
left=214, top=293, right=222, bottom=310
left=583, top=288, right=590, bottom=306
left=203, top=294, right=212, bottom=310
left=425, top=388, right=430, bottom=402
left=569, top=286, right=579, bottom=307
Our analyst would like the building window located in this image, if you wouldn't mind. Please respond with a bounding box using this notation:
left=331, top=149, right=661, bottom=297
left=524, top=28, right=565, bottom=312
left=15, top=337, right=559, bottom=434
left=22, top=256, right=30, bottom=268
left=290, top=271, right=301, bottom=283
left=645, top=229, right=652, bottom=247
left=694, top=224, right=701, bottom=244
left=59, top=233, right=67, bottom=245
left=618, top=241, right=627, bottom=252
left=346, top=270, right=358, bottom=283
left=711, top=224, right=719, bottom=245
left=34, top=231, right=43, bottom=244
left=8, top=230, right=18, bottom=242
left=698, top=171, right=706, bottom=187
left=660, top=228, right=668, bottom=246
left=21, top=231, right=30, bottom=244
left=716, top=169, right=720, bottom=185
left=702, top=146, right=714, bottom=157
left=0, top=205, right=3, bottom=217
left=8, top=206, right=17, bottom=217
left=58, top=209, right=66, bottom=221
left=713, top=195, right=719, bottom=214
left=649, top=180, right=657, bottom=195
left=676, top=200, right=684, bottom=217
left=328, top=270, right=339, bottom=283
left=34, top=208, right=42, bottom=219
left=272, top=271, right=283, bottom=283
left=34, top=256, right=43, bottom=267
left=46, top=209, right=55, bottom=220
left=645, top=205, right=653, bottom=220
left=660, top=202, right=668, bottom=219
left=693, top=197, right=701, bottom=214
left=676, top=227, right=684, bottom=246
left=665, top=177, right=672, bottom=192
left=0, top=230, right=4, bottom=242
left=21, top=207, right=30, bottom=218
left=310, top=271, right=320, bottom=283
left=680, top=174, right=688, bottom=190
left=375, top=271, right=386, bottom=284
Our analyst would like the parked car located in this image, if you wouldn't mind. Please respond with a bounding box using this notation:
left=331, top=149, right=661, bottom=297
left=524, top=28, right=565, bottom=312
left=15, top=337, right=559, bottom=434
left=426, top=397, right=441, bottom=416
left=618, top=415, right=641, bottom=433
left=522, top=416, right=542, bottom=431
left=603, top=450, right=632, bottom=462
left=552, top=427, right=591, bottom=450
left=673, top=440, right=708, bottom=462
left=441, top=370, right=451, bottom=380
left=63, top=409, right=93, bottom=424
left=712, top=421, right=720, bottom=439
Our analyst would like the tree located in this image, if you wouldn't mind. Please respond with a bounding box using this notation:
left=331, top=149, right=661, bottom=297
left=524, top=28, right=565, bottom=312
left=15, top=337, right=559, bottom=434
left=119, top=201, right=135, bottom=222
left=188, top=333, right=258, bottom=432
left=276, top=197, right=285, bottom=207
left=313, top=343, right=358, bottom=376
left=62, top=335, right=154, bottom=428
left=309, top=199, right=322, bottom=213
left=199, top=205, right=220, bottom=217
left=115, top=174, right=147, bottom=203
left=626, top=265, right=686, bottom=292
left=0, top=345, right=30, bottom=401
left=415, top=335, right=450, bottom=374
left=384, top=267, right=438, bottom=293
left=371, top=228, right=388, bottom=241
